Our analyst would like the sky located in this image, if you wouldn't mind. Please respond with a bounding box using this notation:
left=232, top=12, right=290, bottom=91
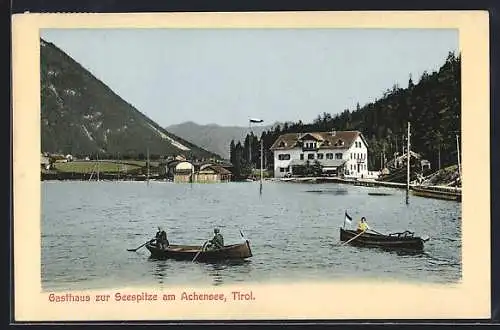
left=40, top=28, right=458, bottom=128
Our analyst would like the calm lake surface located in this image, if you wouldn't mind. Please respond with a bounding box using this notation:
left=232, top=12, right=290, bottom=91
left=41, top=181, right=461, bottom=291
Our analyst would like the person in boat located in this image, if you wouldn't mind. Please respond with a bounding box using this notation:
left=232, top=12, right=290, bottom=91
left=357, top=217, right=370, bottom=232
left=206, top=228, right=224, bottom=250
left=155, top=226, right=169, bottom=249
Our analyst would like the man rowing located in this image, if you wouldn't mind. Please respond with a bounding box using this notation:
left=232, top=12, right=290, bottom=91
left=154, top=226, right=169, bottom=249
left=206, top=228, right=224, bottom=250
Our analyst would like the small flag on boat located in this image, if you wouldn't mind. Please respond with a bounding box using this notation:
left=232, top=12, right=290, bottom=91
left=345, top=211, right=353, bottom=224
left=249, top=118, right=264, bottom=123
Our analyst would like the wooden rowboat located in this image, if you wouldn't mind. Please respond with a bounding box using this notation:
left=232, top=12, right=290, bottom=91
left=145, top=240, right=253, bottom=262
left=340, top=228, right=428, bottom=251
left=410, top=185, right=461, bottom=202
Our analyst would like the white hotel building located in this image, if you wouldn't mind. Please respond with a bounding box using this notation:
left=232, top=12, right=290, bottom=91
left=270, top=130, right=370, bottom=179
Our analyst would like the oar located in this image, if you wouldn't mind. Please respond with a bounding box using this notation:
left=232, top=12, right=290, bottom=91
left=127, top=239, right=151, bottom=252
left=192, top=241, right=209, bottom=263
left=340, top=230, right=366, bottom=246
left=369, top=229, right=385, bottom=236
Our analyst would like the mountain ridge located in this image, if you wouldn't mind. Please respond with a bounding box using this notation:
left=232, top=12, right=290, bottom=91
left=166, top=121, right=276, bottom=159
left=40, top=38, right=218, bottom=160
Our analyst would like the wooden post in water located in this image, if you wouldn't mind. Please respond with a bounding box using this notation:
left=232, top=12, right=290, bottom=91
left=406, top=122, right=411, bottom=205
left=260, top=138, right=263, bottom=195
left=456, top=134, right=461, bottom=180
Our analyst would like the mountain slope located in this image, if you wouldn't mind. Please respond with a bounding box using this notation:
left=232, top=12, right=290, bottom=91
left=166, top=121, right=273, bottom=159
left=40, top=38, right=218, bottom=160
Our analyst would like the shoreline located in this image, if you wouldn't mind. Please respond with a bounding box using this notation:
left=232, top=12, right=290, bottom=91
left=41, top=174, right=461, bottom=201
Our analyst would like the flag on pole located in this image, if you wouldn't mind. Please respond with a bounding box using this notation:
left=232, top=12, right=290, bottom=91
left=249, top=118, right=264, bottom=123
left=344, top=211, right=353, bottom=224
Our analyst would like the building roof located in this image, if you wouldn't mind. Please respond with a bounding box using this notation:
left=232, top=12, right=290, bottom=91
left=200, top=165, right=232, bottom=175
left=270, top=131, right=368, bottom=151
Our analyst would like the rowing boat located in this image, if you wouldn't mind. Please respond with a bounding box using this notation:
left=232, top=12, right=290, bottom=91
left=410, top=185, right=461, bottom=202
left=340, top=228, right=428, bottom=251
left=145, top=240, right=253, bottom=262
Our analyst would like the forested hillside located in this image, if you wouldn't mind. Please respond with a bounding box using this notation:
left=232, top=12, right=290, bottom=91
left=230, top=52, right=461, bottom=178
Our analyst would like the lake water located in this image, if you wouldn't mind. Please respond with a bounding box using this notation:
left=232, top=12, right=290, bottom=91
left=41, top=181, right=462, bottom=291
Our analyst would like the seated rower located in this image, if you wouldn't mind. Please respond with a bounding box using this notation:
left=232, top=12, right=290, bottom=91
left=357, top=217, right=370, bottom=232
left=206, top=228, right=224, bottom=250
left=155, top=226, right=169, bottom=249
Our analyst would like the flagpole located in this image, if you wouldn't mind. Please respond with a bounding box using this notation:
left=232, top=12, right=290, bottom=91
left=248, top=120, right=252, bottom=175
left=249, top=118, right=264, bottom=191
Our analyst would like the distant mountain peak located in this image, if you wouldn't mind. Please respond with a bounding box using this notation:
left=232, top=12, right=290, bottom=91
left=166, top=122, right=272, bottom=159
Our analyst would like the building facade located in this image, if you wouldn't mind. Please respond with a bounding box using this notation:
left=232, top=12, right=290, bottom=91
left=170, top=161, right=233, bottom=183
left=270, top=130, right=370, bottom=178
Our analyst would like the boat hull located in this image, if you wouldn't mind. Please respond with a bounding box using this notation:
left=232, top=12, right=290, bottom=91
left=145, top=240, right=253, bottom=262
left=410, top=186, right=461, bottom=202
left=340, top=228, right=425, bottom=251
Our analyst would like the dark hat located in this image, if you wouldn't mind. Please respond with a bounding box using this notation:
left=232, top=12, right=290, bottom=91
left=214, top=228, right=220, bottom=233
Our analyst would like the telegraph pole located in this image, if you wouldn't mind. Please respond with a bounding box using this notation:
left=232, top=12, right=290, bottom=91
left=406, top=122, right=411, bottom=205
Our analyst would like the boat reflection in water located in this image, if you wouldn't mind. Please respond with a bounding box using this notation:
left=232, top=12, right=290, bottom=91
left=147, top=256, right=253, bottom=286
left=150, top=259, right=170, bottom=284
left=202, top=260, right=253, bottom=286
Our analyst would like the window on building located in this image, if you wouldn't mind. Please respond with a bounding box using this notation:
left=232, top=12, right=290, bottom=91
left=280, top=167, right=285, bottom=172
left=350, top=153, right=353, bottom=159
left=285, top=166, right=290, bottom=172
left=278, top=154, right=291, bottom=160
left=300, top=154, right=304, bottom=160
left=308, top=153, right=315, bottom=160
left=335, top=153, right=343, bottom=160
left=317, top=153, right=324, bottom=159
left=326, top=153, right=333, bottom=159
